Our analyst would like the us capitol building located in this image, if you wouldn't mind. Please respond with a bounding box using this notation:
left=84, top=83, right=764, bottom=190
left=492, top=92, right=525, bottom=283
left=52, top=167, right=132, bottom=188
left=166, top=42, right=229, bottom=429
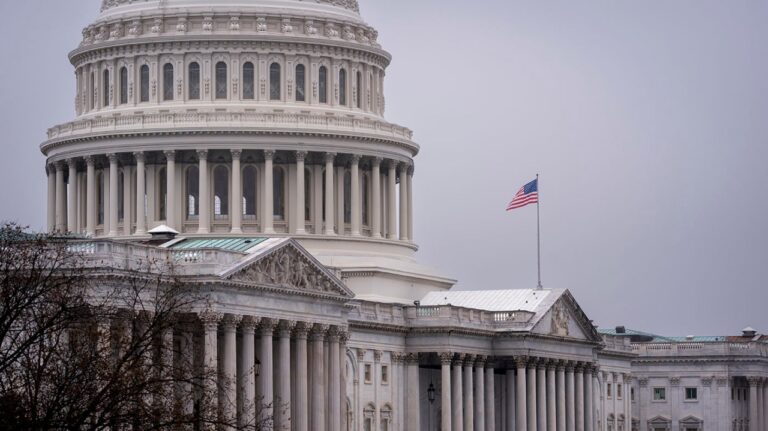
left=40, top=0, right=768, bottom=430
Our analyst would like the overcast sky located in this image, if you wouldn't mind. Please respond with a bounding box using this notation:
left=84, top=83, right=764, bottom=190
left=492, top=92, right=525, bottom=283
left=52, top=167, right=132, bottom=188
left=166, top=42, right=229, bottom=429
left=1, top=0, right=766, bottom=336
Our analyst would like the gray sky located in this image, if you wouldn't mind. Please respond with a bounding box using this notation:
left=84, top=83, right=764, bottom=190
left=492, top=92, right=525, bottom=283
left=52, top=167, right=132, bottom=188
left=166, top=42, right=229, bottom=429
left=1, top=0, right=766, bottom=336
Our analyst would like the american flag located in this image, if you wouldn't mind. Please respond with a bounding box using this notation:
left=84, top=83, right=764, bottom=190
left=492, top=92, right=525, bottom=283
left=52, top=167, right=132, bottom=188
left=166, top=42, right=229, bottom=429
left=506, top=179, right=539, bottom=211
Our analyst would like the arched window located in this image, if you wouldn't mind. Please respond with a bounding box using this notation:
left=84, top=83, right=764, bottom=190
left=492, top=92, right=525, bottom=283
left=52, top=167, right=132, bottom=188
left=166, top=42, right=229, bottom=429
left=186, top=166, right=199, bottom=220
left=139, top=65, right=150, bottom=102
left=363, top=404, right=375, bottom=431
left=188, top=62, right=201, bottom=100
left=163, top=63, right=174, bottom=101
left=269, top=63, right=281, bottom=100
left=90, top=71, right=96, bottom=109
left=339, top=69, right=347, bottom=106
left=243, top=62, right=255, bottom=100
left=243, top=166, right=257, bottom=219
left=273, top=167, right=285, bottom=220
left=356, top=71, right=362, bottom=108
left=295, top=64, right=306, bottom=102
left=319, top=66, right=328, bottom=104
left=304, top=168, right=312, bottom=222
left=380, top=405, right=392, bottom=431
left=322, top=171, right=327, bottom=222
left=343, top=171, right=351, bottom=224
left=117, top=171, right=125, bottom=221
left=157, top=167, right=167, bottom=220
left=215, top=61, right=227, bottom=99
left=102, top=69, right=110, bottom=107
left=96, top=172, right=104, bottom=225
left=119, top=67, right=128, bottom=105
left=213, top=166, right=229, bottom=218
left=368, top=72, right=373, bottom=110
left=362, top=173, right=369, bottom=226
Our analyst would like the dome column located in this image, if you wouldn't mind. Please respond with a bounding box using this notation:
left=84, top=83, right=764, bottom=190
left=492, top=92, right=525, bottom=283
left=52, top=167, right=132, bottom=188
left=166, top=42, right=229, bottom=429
left=46, top=165, right=55, bottom=232
left=67, top=159, right=78, bottom=234
left=398, top=163, right=409, bottom=241
left=54, top=161, right=66, bottom=232
left=407, top=165, right=414, bottom=241
left=324, top=153, right=336, bottom=236
left=295, top=151, right=307, bottom=235
left=107, top=154, right=119, bottom=237
left=263, top=150, right=275, bottom=234
left=134, top=152, right=146, bottom=235
left=164, top=151, right=176, bottom=231
left=85, top=156, right=96, bottom=236
left=386, top=161, right=397, bottom=240
left=197, top=150, right=210, bottom=234
left=350, top=155, right=361, bottom=236
left=371, top=157, right=382, bottom=238
left=231, top=150, right=243, bottom=234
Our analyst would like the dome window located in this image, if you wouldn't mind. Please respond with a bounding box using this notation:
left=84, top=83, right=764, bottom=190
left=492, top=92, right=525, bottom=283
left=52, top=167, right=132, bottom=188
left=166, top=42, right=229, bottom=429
left=243, top=62, right=255, bottom=100
left=119, top=67, right=128, bottom=105
left=319, top=66, right=328, bottom=104
left=339, top=69, right=347, bottom=106
left=163, top=63, right=174, bottom=101
left=269, top=63, right=281, bottom=101
left=215, top=62, right=228, bottom=100
left=102, top=69, right=110, bottom=107
left=139, top=65, right=150, bottom=103
left=295, top=64, right=306, bottom=102
left=188, top=62, right=201, bottom=100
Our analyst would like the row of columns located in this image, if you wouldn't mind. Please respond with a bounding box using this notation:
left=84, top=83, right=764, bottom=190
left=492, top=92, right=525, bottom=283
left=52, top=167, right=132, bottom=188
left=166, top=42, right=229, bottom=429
left=437, top=353, right=599, bottom=431
left=46, top=150, right=415, bottom=241
left=748, top=377, right=768, bottom=431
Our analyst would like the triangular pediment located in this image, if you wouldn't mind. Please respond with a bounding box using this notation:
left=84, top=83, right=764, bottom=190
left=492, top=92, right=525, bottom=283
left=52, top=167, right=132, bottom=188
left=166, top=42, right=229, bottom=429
left=531, top=290, right=602, bottom=342
left=220, top=239, right=353, bottom=299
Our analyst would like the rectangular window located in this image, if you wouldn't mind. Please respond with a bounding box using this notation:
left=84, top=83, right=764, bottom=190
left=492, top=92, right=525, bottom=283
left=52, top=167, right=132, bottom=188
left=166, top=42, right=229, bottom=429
left=617, top=384, right=623, bottom=399
left=685, top=387, right=698, bottom=401
left=607, top=383, right=612, bottom=398
left=631, top=387, right=635, bottom=401
left=381, top=365, right=388, bottom=384
left=653, top=387, right=666, bottom=401
left=364, top=364, right=372, bottom=384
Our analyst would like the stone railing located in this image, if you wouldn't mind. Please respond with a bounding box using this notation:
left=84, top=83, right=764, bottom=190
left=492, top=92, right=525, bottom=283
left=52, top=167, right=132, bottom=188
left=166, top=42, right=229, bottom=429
left=601, top=334, right=634, bottom=353
left=45, top=111, right=414, bottom=146
left=68, top=240, right=244, bottom=276
left=347, top=301, right=536, bottom=332
left=631, top=341, right=768, bottom=357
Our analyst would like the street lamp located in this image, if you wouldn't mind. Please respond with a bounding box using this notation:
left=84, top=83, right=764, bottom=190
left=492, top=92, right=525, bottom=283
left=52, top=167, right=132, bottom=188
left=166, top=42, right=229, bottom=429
left=427, top=382, right=436, bottom=404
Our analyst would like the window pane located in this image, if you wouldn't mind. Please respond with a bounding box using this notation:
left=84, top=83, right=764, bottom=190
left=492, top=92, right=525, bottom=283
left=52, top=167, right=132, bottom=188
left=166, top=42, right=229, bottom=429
left=140, top=65, right=150, bottom=102
left=243, top=62, right=255, bottom=100
left=189, top=62, right=200, bottom=100
left=339, top=69, right=347, bottom=106
left=304, top=170, right=311, bottom=221
left=343, top=171, right=351, bottom=224
left=117, top=173, right=124, bottom=220
left=295, top=64, right=306, bottom=102
left=362, top=174, right=369, bottom=225
left=103, top=69, right=110, bottom=107
left=356, top=71, right=362, bottom=108
left=215, top=62, right=227, bottom=99
left=214, top=166, right=229, bottom=217
left=158, top=168, right=167, bottom=220
left=270, top=63, right=281, bottom=100
left=163, top=63, right=174, bottom=101
left=119, top=67, right=128, bottom=104
left=319, top=66, right=328, bottom=104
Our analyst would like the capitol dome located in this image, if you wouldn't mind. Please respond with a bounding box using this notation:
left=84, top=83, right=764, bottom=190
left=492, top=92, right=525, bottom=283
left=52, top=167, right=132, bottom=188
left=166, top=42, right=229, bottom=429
left=42, top=0, right=454, bottom=301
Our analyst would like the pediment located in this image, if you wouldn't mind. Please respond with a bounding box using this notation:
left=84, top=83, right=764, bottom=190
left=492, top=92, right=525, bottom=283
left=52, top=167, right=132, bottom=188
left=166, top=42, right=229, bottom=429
left=531, top=291, right=602, bottom=342
left=220, top=239, right=353, bottom=299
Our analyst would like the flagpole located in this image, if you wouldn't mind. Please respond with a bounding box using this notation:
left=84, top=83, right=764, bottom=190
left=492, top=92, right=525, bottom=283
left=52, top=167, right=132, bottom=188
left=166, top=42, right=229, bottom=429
left=536, top=173, right=543, bottom=289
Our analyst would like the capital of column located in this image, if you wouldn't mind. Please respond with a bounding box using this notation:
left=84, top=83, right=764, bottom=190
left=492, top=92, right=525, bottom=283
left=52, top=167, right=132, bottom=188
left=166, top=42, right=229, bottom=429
left=372, top=156, right=383, bottom=168
left=197, top=149, right=209, bottom=160
left=565, top=361, right=576, bottom=372
left=293, top=321, right=312, bottom=340
left=133, top=151, right=145, bottom=163
left=309, top=323, right=329, bottom=341
left=84, top=155, right=96, bottom=166
left=324, top=152, right=337, bottom=163
left=515, top=356, right=529, bottom=368
left=374, top=350, right=383, bottom=363
left=474, top=355, right=486, bottom=368
left=452, top=353, right=466, bottom=366
left=408, top=164, right=415, bottom=176
left=485, top=358, right=496, bottom=370
left=748, top=376, right=761, bottom=386
left=231, top=149, right=242, bottom=160
left=295, top=151, right=307, bottom=162
left=463, top=354, right=475, bottom=366
left=240, top=315, right=260, bottom=332
left=339, top=328, right=350, bottom=345
left=536, top=357, right=549, bottom=370
left=163, top=150, right=175, bottom=162
left=264, top=149, right=276, bottom=161
left=199, top=311, right=223, bottom=331
left=327, top=325, right=342, bottom=342
left=398, top=161, right=409, bottom=174
left=622, top=372, right=632, bottom=382
left=391, top=352, right=404, bottom=365
left=405, top=352, right=420, bottom=365
left=350, top=154, right=362, bottom=164
left=107, top=153, right=119, bottom=164
left=67, top=158, right=78, bottom=169
left=221, top=314, right=242, bottom=331
left=386, top=159, right=399, bottom=170
left=574, top=363, right=585, bottom=373
left=591, top=363, right=600, bottom=377
left=259, top=317, right=279, bottom=335
left=278, top=319, right=297, bottom=338
left=439, top=352, right=454, bottom=365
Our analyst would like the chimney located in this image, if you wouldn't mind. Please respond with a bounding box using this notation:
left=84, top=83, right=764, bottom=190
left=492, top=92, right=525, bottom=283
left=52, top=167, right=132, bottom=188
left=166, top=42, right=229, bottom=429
left=615, top=326, right=626, bottom=334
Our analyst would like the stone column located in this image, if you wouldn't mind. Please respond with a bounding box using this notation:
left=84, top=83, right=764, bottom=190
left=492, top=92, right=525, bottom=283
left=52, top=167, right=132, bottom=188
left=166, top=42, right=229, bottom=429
left=547, top=361, right=557, bottom=431
left=350, top=155, right=361, bottom=236
left=762, top=379, right=768, bottom=431
left=516, top=357, right=528, bottom=431
left=67, top=159, right=78, bottom=233
left=259, top=319, right=277, bottom=426
left=85, top=157, right=96, bottom=235
left=474, top=356, right=485, bottom=431
left=294, top=323, right=311, bottom=431
left=108, top=154, right=119, bottom=236
left=324, top=153, right=336, bottom=235
left=239, top=316, right=258, bottom=429
left=198, top=150, right=210, bottom=234
left=371, top=157, right=382, bottom=238
left=485, top=361, right=495, bottom=431
left=164, top=151, right=176, bottom=230
left=221, top=314, right=241, bottom=429
left=231, top=150, right=243, bottom=234
left=584, top=366, right=594, bottom=431
left=47, top=165, right=56, bottom=232
left=575, top=365, right=584, bottom=431
left=263, top=150, right=275, bottom=234
left=398, top=163, right=409, bottom=241
left=623, top=373, right=631, bottom=431
left=329, top=327, right=341, bottom=431
left=464, top=355, right=474, bottom=431
left=407, top=166, right=414, bottom=240
left=134, top=152, right=146, bottom=235
left=527, top=360, right=537, bottom=431
left=506, top=369, right=516, bottom=431
left=295, top=152, right=307, bottom=235
left=276, top=320, right=295, bottom=430
left=54, top=161, right=66, bottom=232
left=406, top=353, right=421, bottom=430
left=440, top=353, right=453, bottom=431
left=122, top=165, right=132, bottom=236
left=749, top=377, right=760, bottom=431
left=200, top=312, right=222, bottom=428
left=538, top=361, right=548, bottom=431
left=452, top=354, right=464, bottom=431
left=387, top=161, right=397, bottom=240
left=310, top=324, right=327, bottom=431
left=566, top=364, right=575, bottom=431
left=557, top=363, right=566, bottom=431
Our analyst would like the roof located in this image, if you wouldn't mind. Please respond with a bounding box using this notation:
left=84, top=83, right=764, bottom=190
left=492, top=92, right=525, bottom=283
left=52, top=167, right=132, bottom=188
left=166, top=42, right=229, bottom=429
left=420, top=289, right=552, bottom=312
left=169, top=237, right=269, bottom=254
left=597, top=328, right=726, bottom=343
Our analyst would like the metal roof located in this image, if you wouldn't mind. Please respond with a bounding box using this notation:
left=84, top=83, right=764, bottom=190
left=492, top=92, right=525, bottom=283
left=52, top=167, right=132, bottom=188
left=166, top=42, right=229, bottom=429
left=420, top=289, right=553, bottom=312
left=169, top=237, right=269, bottom=253
left=597, top=328, right=726, bottom=343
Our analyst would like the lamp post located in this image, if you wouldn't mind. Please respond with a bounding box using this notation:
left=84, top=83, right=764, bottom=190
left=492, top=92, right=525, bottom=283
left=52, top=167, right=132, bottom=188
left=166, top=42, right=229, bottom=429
left=427, top=381, right=436, bottom=430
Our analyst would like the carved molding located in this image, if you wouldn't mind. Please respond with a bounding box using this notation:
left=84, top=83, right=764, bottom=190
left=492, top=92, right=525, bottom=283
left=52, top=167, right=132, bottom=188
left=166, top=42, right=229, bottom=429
left=550, top=299, right=570, bottom=337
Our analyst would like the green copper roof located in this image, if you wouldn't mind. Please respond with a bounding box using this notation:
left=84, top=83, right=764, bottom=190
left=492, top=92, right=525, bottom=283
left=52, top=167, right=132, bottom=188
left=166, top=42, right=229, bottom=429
left=598, top=328, right=726, bottom=343
left=170, top=237, right=268, bottom=253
